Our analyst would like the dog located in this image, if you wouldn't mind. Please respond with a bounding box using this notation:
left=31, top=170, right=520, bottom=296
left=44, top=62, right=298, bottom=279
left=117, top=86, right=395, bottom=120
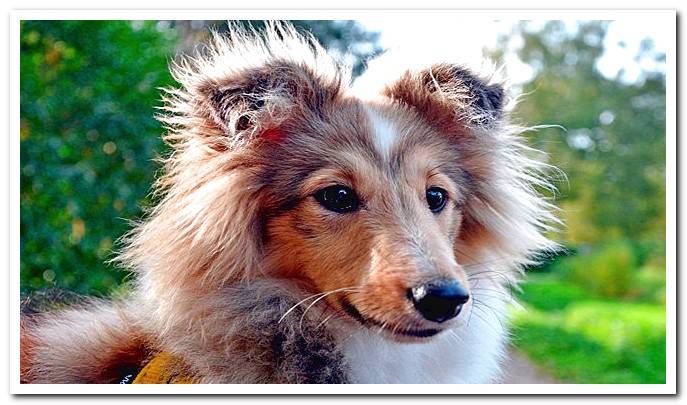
left=20, top=22, right=557, bottom=384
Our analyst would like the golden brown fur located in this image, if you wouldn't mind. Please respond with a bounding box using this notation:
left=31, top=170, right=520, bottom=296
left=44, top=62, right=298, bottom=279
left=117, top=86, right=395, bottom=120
left=21, top=22, right=558, bottom=384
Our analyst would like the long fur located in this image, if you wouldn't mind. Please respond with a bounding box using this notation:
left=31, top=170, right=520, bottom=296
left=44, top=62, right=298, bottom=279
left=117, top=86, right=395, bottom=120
left=21, top=22, right=558, bottom=384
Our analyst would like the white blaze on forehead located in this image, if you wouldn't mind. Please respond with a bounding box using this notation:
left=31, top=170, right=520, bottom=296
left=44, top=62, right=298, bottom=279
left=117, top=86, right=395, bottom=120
left=365, top=107, right=398, bottom=159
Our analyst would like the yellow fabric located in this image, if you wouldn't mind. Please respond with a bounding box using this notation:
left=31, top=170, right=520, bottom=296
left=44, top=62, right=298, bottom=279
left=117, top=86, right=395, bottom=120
left=132, top=352, right=196, bottom=384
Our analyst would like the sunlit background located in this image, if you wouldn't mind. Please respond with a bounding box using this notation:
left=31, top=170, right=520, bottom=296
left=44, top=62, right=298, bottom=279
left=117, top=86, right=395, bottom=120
left=20, top=19, right=667, bottom=384
left=359, top=18, right=668, bottom=86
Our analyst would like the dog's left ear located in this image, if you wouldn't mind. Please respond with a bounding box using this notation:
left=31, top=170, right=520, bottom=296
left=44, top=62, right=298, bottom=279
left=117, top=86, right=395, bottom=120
left=382, top=63, right=506, bottom=129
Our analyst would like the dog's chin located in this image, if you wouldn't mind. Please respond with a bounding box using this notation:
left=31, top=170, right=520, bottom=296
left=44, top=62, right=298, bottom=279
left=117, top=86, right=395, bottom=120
left=376, top=325, right=446, bottom=343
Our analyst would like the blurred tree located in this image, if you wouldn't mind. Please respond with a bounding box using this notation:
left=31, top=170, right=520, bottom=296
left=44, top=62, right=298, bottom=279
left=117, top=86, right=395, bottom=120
left=20, top=20, right=382, bottom=294
left=291, top=20, right=383, bottom=77
left=491, top=22, right=666, bottom=254
left=171, top=20, right=383, bottom=77
left=493, top=23, right=667, bottom=383
left=21, top=21, right=178, bottom=294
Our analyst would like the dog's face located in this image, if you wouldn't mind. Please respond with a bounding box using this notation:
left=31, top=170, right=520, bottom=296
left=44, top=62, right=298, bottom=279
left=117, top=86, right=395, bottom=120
left=141, top=26, right=553, bottom=344
left=258, top=99, right=482, bottom=341
left=188, top=53, right=508, bottom=340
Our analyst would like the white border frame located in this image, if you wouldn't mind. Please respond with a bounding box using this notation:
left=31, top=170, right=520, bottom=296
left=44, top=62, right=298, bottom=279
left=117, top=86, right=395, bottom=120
left=9, top=9, right=677, bottom=395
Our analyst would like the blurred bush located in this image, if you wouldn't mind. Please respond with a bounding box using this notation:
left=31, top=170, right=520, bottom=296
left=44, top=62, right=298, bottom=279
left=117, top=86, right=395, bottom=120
left=516, top=276, right=591, bottom=312
left=564, top=301, right=665, bottom=355
left=630, top=265, right=667, bottom=305
left=542, top=239, right=666, bottom=302
left=511, top=273, right=666, bottom=384
left=556, top=240, right=637, bottom=299
left=20, top=21, right=177, bottom=294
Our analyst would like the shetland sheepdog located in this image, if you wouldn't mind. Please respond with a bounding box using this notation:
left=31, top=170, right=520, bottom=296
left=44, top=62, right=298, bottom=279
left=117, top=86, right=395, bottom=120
left=20, top=22, right=557, bottom=384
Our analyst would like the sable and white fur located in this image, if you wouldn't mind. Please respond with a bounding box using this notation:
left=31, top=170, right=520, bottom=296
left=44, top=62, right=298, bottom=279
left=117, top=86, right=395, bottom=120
left=21, top=23, right=557, bottom=384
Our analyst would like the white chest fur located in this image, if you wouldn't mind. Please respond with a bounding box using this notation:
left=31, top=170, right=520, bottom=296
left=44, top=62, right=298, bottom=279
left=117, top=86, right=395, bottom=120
left=339, top=299, right=509, bottom=384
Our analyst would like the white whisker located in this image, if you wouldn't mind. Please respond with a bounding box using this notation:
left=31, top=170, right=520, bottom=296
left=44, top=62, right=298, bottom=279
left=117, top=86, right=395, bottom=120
left=278, top=291, right=328, bottom=324
left=298, top=286, right=361, bottom=332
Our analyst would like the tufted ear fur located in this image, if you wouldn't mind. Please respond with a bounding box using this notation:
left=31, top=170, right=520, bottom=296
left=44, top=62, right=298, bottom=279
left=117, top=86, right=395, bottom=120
left=196, top=61, right=343, bottom=139
left=164, top=23, right=348, bottom=148
left=382, top=63, right=506, bottom=129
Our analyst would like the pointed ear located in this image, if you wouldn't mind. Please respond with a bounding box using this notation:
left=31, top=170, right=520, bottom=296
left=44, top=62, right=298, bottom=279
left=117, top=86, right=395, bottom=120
left=192, top=61, right=343, bottom=142
left=164, top=25, right=347, bottom=147
left=382, top=63, right=506, bottom=129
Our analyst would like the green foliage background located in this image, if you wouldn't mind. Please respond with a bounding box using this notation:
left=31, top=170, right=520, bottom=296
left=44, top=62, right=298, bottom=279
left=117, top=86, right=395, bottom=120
left=489, top=21, right=667, bottom=384
left=21, top=21, right=177, bottom=293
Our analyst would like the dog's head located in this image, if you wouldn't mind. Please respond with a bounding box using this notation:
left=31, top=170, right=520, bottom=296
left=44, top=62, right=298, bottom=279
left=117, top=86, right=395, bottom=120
left=125, top=23, right=557, bottom=341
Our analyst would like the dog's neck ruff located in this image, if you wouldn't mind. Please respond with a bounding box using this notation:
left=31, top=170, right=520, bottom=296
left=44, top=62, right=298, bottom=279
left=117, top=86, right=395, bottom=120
left=338, top=296, right=509, bottom=384
left=124, top=298, right=508, bottom=384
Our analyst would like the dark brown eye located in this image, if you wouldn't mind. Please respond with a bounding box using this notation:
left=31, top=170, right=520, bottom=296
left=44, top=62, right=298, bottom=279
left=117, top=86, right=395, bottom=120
left=314, top=185, right=360, bottom=214
left=426, top=187, right=448, bottom=213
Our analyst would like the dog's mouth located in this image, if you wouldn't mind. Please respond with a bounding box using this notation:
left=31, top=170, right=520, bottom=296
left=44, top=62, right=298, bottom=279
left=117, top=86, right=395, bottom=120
left=339, top=297, right=443, bottom=340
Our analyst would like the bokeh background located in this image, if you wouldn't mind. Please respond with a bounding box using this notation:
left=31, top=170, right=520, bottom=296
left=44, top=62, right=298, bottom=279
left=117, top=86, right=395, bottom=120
left=20, top=20, right=667, bottom=384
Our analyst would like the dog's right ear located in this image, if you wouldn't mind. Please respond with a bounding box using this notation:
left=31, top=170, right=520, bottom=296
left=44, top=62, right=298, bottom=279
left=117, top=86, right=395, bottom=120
left=168, top=26, right=346, bottom=147
left=194, top=62, right=343, bottom=142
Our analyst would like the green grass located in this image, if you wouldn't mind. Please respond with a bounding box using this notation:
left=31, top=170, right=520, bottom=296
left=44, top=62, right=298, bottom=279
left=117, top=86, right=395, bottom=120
left=511, top=274, right=666, bottom=384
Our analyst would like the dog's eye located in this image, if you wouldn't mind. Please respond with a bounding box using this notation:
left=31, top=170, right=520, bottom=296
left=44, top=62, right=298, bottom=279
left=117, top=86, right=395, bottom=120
left=314, top=185, right=360, bottom=214
left=426, top=187, right=448, bottom=213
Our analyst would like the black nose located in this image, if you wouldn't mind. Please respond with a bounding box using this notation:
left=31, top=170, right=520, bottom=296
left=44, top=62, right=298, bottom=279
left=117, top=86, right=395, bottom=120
left=408, top=279, right=470, bottom=323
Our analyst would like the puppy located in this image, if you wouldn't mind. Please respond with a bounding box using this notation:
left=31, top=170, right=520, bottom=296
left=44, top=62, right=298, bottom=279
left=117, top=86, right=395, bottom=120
left=20, top=23, right=557, bottom=384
